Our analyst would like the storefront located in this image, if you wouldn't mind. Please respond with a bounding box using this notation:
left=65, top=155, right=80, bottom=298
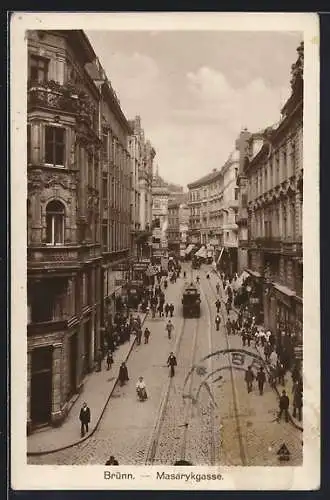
left=245, top=269, right=264, bottom=323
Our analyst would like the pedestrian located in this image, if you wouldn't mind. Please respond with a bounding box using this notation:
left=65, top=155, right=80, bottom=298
left=106, top=350, right=113, bottom=370
left=241, top=328, right=247, bottom=347
left=246, top=329, right=252, bottom=347
left=215, top=314, right=221, bottom=331
left=215, top=299, right=221, bottom=313
left=264, top=342, right=271, bottom=362
left=144, top=327, right=151, bottom=344
left=158, top=303, right=164, bottom=317
left=183, top=271, right=186, bottom=279
left=166, top=320, right=174, bottom=339
left=244, top=366, right=255, bottom=393
left=216, top=282, right=220, bottom=294
left=277, top=361, right=286, bottom=386
left=226, top=318, right=232, bottom=336
left=136, top=328, right=142, bottom=345
left=118, top=362, right=129, bottom=386
left=277, top=390, right=290, bottom=422
left=292, top=382, right=303, bottom=422
left=79, top=402, right=91, bottom=437
left=269, top=349, right=278, bottom=370
left=169, top=303, right=174, bottom=317
left=165, top=303, right=170, bottom=318
left=105, top=455, right=119, bottom=465
left=167, top=351, right=177, bottom=377
left=256, top=366, right=266, bottom=395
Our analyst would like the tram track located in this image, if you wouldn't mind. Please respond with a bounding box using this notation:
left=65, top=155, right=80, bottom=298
left=202, top=269, right=247, bottom=466
left=145, top=267, right=211, bottom=465
left=144, top=316, right=200, bottom=465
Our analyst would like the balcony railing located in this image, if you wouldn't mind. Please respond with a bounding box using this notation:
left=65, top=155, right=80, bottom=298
left=27, top=319, right=68, bottom=336
left=28, top=80, right=96, bottom=128
left=255, top=237, right=282, bottom=250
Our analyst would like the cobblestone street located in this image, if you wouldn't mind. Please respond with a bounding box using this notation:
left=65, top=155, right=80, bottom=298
left=28, top=263, right=303, bottom=466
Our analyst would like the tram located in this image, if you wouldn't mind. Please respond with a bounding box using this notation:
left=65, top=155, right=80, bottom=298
left=182, top=282, right=201, bottom=318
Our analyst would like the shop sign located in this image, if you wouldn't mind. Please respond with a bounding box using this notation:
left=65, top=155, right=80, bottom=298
left=133, top=262, right=149, bottom=271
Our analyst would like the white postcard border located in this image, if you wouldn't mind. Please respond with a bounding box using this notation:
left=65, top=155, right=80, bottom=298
left=10, top=11, right=320, bottom=491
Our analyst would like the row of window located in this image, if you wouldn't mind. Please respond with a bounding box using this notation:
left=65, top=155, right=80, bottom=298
left=249, top=199, right=301, bottom=240
left=249, top=136, right=300, bottom=200
left=27, top=198, right=130, bottom=248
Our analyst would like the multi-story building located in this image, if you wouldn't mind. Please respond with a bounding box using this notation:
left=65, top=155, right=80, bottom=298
left=98, top=62, right=132, bottom=343
left=167, top=195, right=189, bottom=257
left=188, top=171, right=214, bottom=246
left=187, top=152, right=239, bottom=269
left=27, top=30, right=104, bottom=431
left=128, top=117, right=154, bottom=261
left=217, top=151, right=239, bottom=274
left=241, top=41, right=303, bottom=337
left=151, top=169, right=169, bottom=269
left=26, top=29, right=154, bottom=433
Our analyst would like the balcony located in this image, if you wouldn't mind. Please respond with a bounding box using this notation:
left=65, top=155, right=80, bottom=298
left=27, top=319, right=68, bottom=336
left=28, top=80, right=96, bottom=128
left=251, top=237, right=303, bottom=256
left=27, top=244, right=101, bottom=270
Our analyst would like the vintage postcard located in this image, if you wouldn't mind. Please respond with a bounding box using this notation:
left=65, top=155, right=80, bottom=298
left=11, top=12, right=320, bottom=490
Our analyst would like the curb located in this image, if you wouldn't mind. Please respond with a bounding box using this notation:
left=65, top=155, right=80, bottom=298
left=208, top=266, right=303, bottom=433
left=27, top=313, right=148, bottom=457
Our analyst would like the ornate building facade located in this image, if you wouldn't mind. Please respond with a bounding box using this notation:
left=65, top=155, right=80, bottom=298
left=241, top=42, right=303, bottom=337
left=151, top=169, right=170, bottom=268
left=187, top=152, right=239, bottom=269
left=167, top=195, right=189, bottom=257
left=26, top=30, right=156, bottom=433
left=128, top=117, right=155, bottom=261
left=98, top=62, right=132, bottom=347
left=27, top=30, right=103, bottom=431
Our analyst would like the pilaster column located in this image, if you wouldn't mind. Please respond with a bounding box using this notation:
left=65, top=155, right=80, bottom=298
left=51, top=343, right=63, bottom=426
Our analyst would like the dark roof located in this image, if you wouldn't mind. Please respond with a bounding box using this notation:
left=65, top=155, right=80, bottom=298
left=187, top=169, right=222, bottom=189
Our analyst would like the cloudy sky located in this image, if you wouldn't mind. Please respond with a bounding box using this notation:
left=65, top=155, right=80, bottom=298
left=87, top=30, right=302, bottom=187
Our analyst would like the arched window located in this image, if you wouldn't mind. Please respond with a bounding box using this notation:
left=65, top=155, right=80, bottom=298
left=46, top=200, right=65, bottom=245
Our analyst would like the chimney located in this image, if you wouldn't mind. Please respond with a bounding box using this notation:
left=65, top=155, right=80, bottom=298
left=235, top=129, right=252, bottom=175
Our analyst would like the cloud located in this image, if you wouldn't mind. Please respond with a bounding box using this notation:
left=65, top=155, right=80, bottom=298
left=186, top=66, right=290, bottom=134
left=86, top=31, right=294, bottom=187
left=100, top=51, right=170, bottom=121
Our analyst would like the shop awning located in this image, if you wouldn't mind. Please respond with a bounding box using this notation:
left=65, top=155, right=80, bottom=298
left=273, top=283, right=296, bottom=297
left=184, top=244, right=195, bottom=255
left=195, top=246, right=207, bottom=258
left=235, top=270, right=250, bottom=289
left=246, top=268, right=262, bottom=278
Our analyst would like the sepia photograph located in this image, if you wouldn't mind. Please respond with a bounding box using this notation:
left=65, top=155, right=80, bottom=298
left=11, top=12, right=319, bottom=490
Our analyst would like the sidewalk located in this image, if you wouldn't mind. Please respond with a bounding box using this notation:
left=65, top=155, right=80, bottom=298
left=27, top=312, right=147, bottom=456
left=207, top=266, right=303, bottom=432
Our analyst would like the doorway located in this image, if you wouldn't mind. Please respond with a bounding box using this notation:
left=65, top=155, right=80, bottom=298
left=30, top=346, right=53, bottom=426
left=69, top=333, right=77, bottom=397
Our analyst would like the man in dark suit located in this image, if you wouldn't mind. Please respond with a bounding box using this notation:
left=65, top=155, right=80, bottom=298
left=79, top=402, right=91, bottom=437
